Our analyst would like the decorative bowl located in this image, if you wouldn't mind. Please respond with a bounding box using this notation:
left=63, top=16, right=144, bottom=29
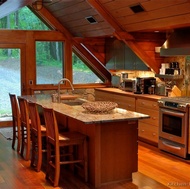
left=82, top=101, right=118, bottom=113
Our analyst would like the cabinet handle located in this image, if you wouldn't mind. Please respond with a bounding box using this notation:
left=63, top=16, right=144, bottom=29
left=141, top=129, right=145, bottom=132
left=152, top=133, right=156, bottom=136
left=141, top=102, right=145, bottom=105
left=152, top=117, right=156, bottom=120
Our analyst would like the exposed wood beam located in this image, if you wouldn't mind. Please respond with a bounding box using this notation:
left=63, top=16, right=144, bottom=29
left=28, top=5, right=111, bottom=82
left=86, top=0, right=159, bottom=73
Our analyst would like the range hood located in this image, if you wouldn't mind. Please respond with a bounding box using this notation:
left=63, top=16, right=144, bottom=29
left=160, top=27, right=190, bottom=56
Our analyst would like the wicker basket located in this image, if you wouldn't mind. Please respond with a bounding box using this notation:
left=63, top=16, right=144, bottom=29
left=82, top=101, right=118, bottom=113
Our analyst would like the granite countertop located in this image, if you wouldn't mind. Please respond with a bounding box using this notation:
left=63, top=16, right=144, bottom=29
left=23, top=94, right=150, bottom=124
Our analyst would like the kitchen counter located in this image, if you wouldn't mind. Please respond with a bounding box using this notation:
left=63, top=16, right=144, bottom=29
left=22, top=94, right=149, bottom=188
left=23, top=94, right=149, bottom=124
left=95, top=87, right=162, bottom=100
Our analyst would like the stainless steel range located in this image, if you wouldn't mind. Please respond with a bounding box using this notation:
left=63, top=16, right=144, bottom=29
left=158, top=97, right=190, bottom=158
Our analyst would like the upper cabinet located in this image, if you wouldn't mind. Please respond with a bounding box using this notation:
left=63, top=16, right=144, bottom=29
left=106, top=38, right=149, bottom=71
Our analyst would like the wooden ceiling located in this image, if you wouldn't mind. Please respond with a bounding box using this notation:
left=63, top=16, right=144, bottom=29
left=1, top=0, right=190, bottom=75
left=38, top=0, right=190, bottom=37
left=1, top=0, right=190, bottom=37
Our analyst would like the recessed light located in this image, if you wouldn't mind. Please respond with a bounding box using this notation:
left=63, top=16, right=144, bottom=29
left=130, top=4, right=145, bottom=13
left=85, top=16, right=98, bottom=24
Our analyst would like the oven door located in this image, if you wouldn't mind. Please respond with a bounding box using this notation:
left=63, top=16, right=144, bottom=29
left=159, top=108, right=188, bottom=158
left=159, top=108, right=188, bottom=145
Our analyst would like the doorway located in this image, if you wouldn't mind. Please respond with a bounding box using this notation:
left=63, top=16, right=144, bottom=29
left=0, top=48, right=21, bottom=123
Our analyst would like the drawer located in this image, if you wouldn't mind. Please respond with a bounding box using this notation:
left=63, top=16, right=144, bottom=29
left=95, top=91, right=115, bottom=101
left=136, top=98, right=159, bottom=111
left=137, top=107, right=159, bottom=127
left=138, top=122, right=158, bottom=143
left=115, top=94, right=135, bottom=111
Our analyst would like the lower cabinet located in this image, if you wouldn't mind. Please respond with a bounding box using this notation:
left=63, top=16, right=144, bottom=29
left=136, top=98, right=159, bottom=144
left=95, top=89, right=159, bottom=144
left=138, top=122, right=158, bottom=143
left=95, top=90, right=135, bottom=111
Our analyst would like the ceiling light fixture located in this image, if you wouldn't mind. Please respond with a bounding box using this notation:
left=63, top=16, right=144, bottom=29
left=32, top=0, right=52, bottom=11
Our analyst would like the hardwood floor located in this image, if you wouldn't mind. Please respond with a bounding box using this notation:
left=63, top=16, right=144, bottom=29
left=0, top=133, right=189, bottom=189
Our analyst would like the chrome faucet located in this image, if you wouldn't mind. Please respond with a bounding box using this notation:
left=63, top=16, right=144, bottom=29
left=57, top=78, right=74, bottom=103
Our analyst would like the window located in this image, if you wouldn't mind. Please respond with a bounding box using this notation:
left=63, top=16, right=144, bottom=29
left=0, top=7, right=50, bottom=30
left=36, top=41, right=64, bottom=84
left=72, top=53, right=103, bottom=84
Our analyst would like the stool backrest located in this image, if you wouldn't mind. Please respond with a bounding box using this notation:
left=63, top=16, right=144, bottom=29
left=17, top=97, right=30, bottom=127
left=9, top=93, right=20, bottom=121
left=28, top=101, right=41, bottom=135
left=43, top=107, right=59, bottom=145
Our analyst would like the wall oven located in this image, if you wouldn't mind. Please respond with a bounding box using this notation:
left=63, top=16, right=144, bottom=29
left=158, top=97, right=190, bottom=158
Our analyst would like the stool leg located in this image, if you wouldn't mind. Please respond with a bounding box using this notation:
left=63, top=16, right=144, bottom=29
left=84, top=139, right=88, bottom=182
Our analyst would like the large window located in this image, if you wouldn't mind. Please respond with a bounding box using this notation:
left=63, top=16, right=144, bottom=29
left=36, top=41, right=63, bottom=84
left=72, top=53, right=103, bottom=84
left=0, top=49, right=21, bottom=118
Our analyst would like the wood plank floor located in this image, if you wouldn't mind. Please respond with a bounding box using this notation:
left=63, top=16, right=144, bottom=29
left=0, top=133, right=189, bottom=189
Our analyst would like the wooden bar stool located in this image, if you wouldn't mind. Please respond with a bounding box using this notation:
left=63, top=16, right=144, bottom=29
left=28, top=101, right=46, bottom=172
left=43, top=107, right=88, bottom=187
left=9, top=93, right=21, bottom=153
left=17, top=97, right=31, bottom=161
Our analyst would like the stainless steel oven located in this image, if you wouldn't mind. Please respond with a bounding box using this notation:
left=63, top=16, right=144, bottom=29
left=158, top=97, right=190, bottom=158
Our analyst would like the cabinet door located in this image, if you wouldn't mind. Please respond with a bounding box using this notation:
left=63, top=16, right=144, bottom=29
left=139, top=122, right=158, bottom=143
left=115, top=40, right=125, bottom=70
left=114, top=94, right=135, bottom=111
left=95, top=90, right=115, bottom=102
left=124, top=46, right=136, bottom=70
left=106, top=38, right=149, bottom=70
left=137, top=107, right=159, bottom=127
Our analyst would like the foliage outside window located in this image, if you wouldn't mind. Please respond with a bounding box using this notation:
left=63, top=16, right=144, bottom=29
left=36, top=41, right=63, bottom=84
left=0, top=7, right=49, bottom=30
left=72, top=53, right=103, bottom=84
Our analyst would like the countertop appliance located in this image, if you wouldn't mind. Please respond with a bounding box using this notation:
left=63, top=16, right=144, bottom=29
left=120, top=78, right=136, bottom=92
left=158, top=97, right=190, bottom=158
left=155, top=83, right=166, bottom=96
left=135, top=77, right=156, bottom=94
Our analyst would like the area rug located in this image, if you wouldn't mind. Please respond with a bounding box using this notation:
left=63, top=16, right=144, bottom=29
left=0, top=127, right=13, bottom=140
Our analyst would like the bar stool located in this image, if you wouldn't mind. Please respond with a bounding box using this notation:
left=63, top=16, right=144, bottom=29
left=43, top=107, right=88, bottom=187
left=9, top=93, right=21, bottom=153
left=28, top=101, right=46, bottom=172
left=17, top=97, right=31, bottom=161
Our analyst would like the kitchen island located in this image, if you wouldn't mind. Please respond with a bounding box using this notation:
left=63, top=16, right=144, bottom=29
left=23, top=94, right=149, bottom=188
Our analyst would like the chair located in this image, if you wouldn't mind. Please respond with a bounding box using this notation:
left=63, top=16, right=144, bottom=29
left=17, top=97, right=31, bottom=161
left=9, top=93, right=21, bottom=153
left=43, top=107, right=88, bottom=187
left=28, top=101, right=46, bottom=172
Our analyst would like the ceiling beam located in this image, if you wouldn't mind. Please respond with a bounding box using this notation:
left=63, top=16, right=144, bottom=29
left=86, top=0, right=159, bottom=73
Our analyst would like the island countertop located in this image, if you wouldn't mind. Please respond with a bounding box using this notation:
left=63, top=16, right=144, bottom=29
left=22, top=94, right=149, bottom=124
left=22, top=94, right=148, bottom=187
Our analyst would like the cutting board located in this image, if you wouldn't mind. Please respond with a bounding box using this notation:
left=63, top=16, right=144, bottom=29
left=171, top=85, right=181, bottom=97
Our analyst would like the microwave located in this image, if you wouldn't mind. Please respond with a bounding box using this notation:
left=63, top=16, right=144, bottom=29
left=120, top=79, right=136, bottom=92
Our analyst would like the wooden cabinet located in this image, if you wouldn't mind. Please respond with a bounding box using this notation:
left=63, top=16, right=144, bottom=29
left=95, top=89, right=160, bottom=145
left=95, top=90, right=135, bottom=111
left=106, top=38, right=149, bottom=71
left=136, top=98, right=159, bottom=144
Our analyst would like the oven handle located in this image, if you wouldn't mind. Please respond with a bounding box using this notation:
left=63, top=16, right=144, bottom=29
left=162, top=141, right=181, bottom=150
left=161, top=109, right=185, bottom=117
